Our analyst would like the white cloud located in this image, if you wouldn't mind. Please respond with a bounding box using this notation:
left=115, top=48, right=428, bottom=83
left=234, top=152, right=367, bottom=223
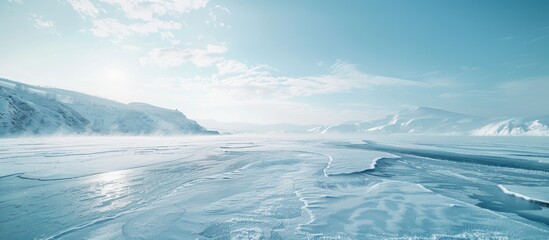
left=160, top=31, right=180, bottom=45
left=116, top=19, right=181, bottom=35
left=207, top=5, right=230, bottom=26
left=63, top=0, right=204, bottom=42
left=142, top=44, right=227, bottom=67
left=142, top=45, right=226, bottom=67
left=8, top=0, right=24, bottom=4
left=174, top=60, right=423, bottom=100
left=142, top=46, right=425, bottom=99
left=67, top=0, right=100, bottom=18
left=207, top=61, right=422, bottom=99
left=99, top=0, right=208, bottom=20
left=31, top=14, right=54, bottom=29
left=91, top=18, right=182, bottom=40
left=216, top=59, right=250, bottom=75
left=326, top=61, right=424, bottom=88
left=215, top=5, right=231, bottom=14
left=91, top=18, right=129, bottom=38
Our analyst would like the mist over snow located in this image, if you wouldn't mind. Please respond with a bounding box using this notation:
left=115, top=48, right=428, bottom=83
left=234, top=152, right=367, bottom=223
left=1, top=0, right=549, bottom=239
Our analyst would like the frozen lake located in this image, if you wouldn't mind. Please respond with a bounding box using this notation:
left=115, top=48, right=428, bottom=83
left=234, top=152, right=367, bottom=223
left=1, top=135, right=548, bottom=239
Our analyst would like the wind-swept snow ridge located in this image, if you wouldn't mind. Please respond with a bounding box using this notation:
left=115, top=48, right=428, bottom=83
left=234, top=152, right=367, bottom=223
left=322, top=149, right=399, bottom=176
left=352, top=140, right=549, bottom=172
left=0, top=78, right=217, bottom=136
left=498, top=184, right=549, bottom=206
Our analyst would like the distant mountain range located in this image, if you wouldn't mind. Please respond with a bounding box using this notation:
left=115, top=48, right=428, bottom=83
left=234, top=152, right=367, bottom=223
left=1, top=78, right=547, bottom=137
left=312, top=106, right=549, bottom=136
left=0, top=78, right=218, bottom=137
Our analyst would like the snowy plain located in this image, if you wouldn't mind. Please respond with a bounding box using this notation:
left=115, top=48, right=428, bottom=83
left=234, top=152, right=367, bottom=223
left=1, top=134, right=548, bottom=239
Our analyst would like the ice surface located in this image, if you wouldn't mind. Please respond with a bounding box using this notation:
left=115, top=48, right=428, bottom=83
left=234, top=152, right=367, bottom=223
left=1, top=135, right=548, bottom=239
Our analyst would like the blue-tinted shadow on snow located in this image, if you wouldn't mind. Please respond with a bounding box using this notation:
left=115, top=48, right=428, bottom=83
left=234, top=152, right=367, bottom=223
left=345, top=141, right=549, bottom=173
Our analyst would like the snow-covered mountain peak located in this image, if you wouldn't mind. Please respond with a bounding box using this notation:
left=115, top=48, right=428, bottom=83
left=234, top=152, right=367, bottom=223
left=471, top=116, right=549, bottom=136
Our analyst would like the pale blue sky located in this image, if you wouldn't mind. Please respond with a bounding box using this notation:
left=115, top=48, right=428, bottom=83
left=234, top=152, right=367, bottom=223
left=1, top=0, right=548, bottom=124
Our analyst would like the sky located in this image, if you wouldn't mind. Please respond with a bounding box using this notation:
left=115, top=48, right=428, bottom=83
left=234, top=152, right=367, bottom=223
left=1, top=0, right=549, bottom=125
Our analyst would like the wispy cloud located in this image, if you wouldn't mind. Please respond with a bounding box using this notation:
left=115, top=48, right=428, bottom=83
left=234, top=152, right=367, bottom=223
left=497, top=78, right=549, bottom=96
left=30, top=14, right=54, bottom=29
left=144, top=47, right=427, bottom=99
left=215, top=5, right=231, bottom=14
left=216, top=59, right=256, bottom=76
left=140, top=44, right=226, bottom=67
left=206, top=4, right=231, bottom=28
left=160, top=31, right=180, bottom=45
left=327, top=61, right=425, bottom=88
left=460, top=66, right=480, bottom=72
left=202, top=61, right=424, bottom=99
left=67, top=0, right=100, bottom=18
left=64, top=0, right=207, bottom=43
left=90, top=18, right=182, bottom=40
left=99, top=0, right=208, bottom=20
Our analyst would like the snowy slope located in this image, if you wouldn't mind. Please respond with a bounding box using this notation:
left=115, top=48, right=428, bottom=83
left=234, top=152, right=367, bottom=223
left=0, top=83, right=89, bottom=136
left=472, top=117, right=549, bottom=136
left=0, top=78, right=217, bottom=136
left=321, top=107, right=484, bottom=134
left=128, top=102, right=217, bottom=135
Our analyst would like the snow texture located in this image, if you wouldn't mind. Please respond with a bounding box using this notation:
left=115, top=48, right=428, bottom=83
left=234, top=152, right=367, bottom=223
left=0, top=78, right=217, bottom=136
left=1, top=135, right=548, bottom=239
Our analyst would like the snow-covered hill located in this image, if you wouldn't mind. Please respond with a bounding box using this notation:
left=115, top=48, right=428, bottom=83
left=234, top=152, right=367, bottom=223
left=471, top=117, right=549, bottom=136
left=0, top=85, right=89, bottom=136
left=320, top=107, right=485, bottom=135
left=317, top=107, right=549, bottom=136
left=0, top=78, right=217, bottom=136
